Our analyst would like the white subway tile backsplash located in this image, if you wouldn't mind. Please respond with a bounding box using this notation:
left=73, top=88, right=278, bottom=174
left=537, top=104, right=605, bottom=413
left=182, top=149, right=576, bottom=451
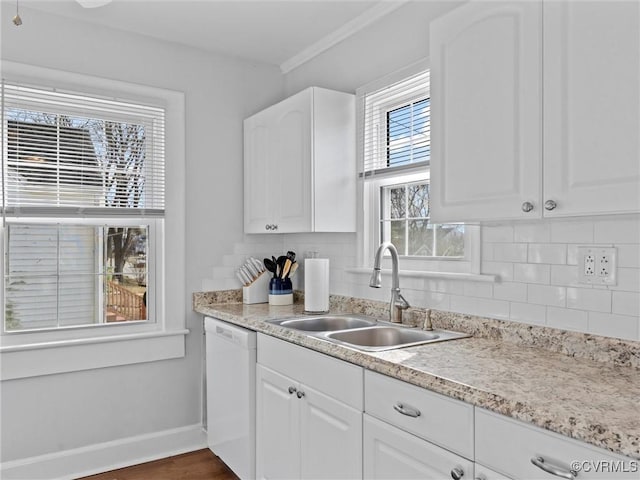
left=491, top=243, right=528, bottom=262
left=612, top=291, right=640, bottom=317
left=493, top=282, right=527, bottom=302
left=482, top=225, right=515, bottom=243
left=611, top=268, right=640, bottom=292
left=566, top=244, right=581, bottom=265
left=450, top=295, right=510, bottom=320
left=514, top=263, right=550, bottom=284
left=594, top=216, right=640, bottom=244
left=550, top=265, right=580, bottom=286
left=550, top=221, right=594, bottom=243
left=587, top=312, right=639, bottom=341
left=463, top=281, right=494, bottom=298
left=509, top=302, right=546, bottom=325
left=206, top=217, right=638, bottom=342
left=481, top=261, right=514, bottom=281
left=546, top=307, right=589, bottom=332
left=527, top=243, right=567, bottom=264
left=422, top=291, right=451, bottom=310
left=617, top=244, right=640, bottom=268
left=566, top=287, right=612, bottom=313
left=514, top=222, right=550, bottom=243
left=527, top=284, right=566, bottom=307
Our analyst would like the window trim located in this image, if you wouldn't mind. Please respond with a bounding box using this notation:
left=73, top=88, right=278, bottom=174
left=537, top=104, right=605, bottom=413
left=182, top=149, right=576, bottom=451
left=357, top=60, right=481, bottom=276
left=0, top=62, right=186, bottom=379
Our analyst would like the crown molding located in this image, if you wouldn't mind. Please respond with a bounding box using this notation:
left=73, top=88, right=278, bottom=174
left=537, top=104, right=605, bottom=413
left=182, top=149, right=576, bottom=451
left=280, top=1, right=410, bottom=74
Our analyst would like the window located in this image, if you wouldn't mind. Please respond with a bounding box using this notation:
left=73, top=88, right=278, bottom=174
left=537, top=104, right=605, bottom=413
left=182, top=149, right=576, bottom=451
left=2, top=79, right=163, bottom=332
left=358, top=62, right=476, bottom=272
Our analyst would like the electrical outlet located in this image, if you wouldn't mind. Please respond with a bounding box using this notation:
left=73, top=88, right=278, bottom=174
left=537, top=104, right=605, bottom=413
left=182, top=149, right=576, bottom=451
left=584, top=254, right=595, bottom=276
left=578, top=246, right=617, bottom=285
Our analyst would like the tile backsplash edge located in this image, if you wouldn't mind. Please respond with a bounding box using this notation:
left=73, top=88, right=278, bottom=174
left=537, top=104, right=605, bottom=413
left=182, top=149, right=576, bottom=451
left=193, top=290, right=640, bottom=369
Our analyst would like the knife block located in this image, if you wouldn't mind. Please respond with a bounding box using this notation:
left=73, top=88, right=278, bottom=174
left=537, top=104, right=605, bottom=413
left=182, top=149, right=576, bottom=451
left=242, top=271, right=270, bottom=304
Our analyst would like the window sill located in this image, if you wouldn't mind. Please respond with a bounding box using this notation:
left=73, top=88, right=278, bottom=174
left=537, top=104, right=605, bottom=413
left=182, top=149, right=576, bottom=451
left=346, top=267, right=497, bottom=282
left=0, top=329, right=189, bottom=380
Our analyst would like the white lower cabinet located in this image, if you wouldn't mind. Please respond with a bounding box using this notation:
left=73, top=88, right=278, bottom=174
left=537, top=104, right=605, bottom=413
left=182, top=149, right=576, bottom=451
left=256, top=334, right=363, bottom=480
left=474, top=463, right=513, bottom=480
left=476, top=408, right=637, bottom=479
left=364, top=414, right=473, bottom=480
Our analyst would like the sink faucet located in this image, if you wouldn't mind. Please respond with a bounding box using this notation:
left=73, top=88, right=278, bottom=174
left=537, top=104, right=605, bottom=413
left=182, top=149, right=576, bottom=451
left=369, top=242, right=410, bottom=323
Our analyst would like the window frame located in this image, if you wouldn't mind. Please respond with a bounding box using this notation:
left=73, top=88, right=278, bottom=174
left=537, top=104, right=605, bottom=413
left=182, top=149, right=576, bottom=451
left=0, top=62, right=186, bottom=380
left=357, top=60, right=480, bottom=275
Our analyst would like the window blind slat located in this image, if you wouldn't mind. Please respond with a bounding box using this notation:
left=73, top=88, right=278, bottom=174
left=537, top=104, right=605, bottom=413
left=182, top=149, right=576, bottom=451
left=1, top=80, right=165, bottom=217
left=361, top=70, right=430, bottom=177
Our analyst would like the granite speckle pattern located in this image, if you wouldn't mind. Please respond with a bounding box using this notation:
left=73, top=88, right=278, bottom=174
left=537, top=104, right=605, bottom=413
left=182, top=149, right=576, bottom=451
left=194, top=292, right=640, bottom=459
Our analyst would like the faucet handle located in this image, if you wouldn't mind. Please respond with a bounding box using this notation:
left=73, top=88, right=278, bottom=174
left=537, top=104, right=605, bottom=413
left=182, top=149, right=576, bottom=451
left=396, top=292, right=410, bottom=310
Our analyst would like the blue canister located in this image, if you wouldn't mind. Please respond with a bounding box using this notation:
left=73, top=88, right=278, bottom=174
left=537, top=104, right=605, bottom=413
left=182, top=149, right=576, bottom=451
left=268, top=277, right=293, bottom=305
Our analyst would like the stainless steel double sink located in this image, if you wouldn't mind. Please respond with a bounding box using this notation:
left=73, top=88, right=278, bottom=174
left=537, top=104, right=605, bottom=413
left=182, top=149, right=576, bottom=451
left=268, top=314, right=470, bottom=352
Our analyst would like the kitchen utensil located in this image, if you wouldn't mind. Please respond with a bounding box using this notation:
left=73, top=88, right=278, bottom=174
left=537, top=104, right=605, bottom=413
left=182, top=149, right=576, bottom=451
left=286, top=250, right=296, bottom=262
left=263, top=258, right=277, bottom=278
left=236, top=271, right=248, bottom=286
left=287, top=262, right=299, bottom=278
left=282, top=258, right=292, bottom=278
left=245, top=260, right=260, bottom=278
left=249, top=257, right=264, bottom=274
left=276, top=256, right=287, bottom=278
left=237, top=269, right=252, bottom=285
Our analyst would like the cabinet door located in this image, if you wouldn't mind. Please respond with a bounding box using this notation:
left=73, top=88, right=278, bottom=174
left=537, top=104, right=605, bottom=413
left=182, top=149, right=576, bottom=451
left=256, top=365, right=300, bottom=480
left=475, top=463, right=512, bottom=480
left=299, top=385, right=362, bottom=480
left=430, top=1, right=542, bottom=222
left=271, top=90, right=313, bottom=233
left=363, top=414, right=473, bottom=480
left=543, top=1, right=640, bottom=216
left=244, top=111, right=276, bottom=233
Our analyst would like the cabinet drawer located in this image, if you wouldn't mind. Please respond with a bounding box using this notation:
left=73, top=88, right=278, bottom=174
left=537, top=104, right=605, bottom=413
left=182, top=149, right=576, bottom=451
left=257, top=333, right=363, bottom=409
left=364, top=414, right=473, bottom=480
left=476, top=408, right=637, bottom=479
left=364, top=370, right=474, bottom=459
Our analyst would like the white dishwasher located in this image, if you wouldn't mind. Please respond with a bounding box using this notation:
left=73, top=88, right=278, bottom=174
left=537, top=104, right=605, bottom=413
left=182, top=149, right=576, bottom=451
left=205, top=317, right=256, bottom=480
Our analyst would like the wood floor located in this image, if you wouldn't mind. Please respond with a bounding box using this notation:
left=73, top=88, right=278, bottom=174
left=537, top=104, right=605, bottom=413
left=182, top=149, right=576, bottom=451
left=79, top=449, right=239, bottom=480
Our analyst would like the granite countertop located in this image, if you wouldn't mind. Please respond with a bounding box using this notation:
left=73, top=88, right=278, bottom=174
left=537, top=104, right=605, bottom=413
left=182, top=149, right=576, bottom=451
left=193, top=292, right=640, bottom=460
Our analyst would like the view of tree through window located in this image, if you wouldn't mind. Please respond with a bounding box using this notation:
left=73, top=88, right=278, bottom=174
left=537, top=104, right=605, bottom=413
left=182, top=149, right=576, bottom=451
left=4, top=107, right=151, bottom=331
left=381, top=182, right=464, bottom=258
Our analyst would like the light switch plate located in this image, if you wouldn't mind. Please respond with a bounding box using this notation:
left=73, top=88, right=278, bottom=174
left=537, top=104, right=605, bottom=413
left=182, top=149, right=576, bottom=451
left=577, top=246, right=617, bottom=285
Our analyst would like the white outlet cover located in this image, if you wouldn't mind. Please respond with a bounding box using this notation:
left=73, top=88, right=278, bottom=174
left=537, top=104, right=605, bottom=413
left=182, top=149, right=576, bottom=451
left=577, top=246, right=617, bottom=285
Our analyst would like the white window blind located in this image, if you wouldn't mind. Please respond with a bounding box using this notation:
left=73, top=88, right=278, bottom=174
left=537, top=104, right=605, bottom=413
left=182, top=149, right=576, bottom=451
left=361, top=70, right=430, bottom=178
left=1, top=80, right=165, bottom=217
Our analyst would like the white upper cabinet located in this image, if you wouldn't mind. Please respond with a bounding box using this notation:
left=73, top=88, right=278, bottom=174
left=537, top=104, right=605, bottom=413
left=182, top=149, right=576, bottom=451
left=543, top=1, right=640, bottom=217
left=244, top=87, right=356, bottom=234
left=430, top=1, right=542, bottom=222
left=430, top=0, right=640, bottom=222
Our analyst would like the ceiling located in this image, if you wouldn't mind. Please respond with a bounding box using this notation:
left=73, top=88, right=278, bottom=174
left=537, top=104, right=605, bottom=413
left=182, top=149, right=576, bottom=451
left=14, top=0, right=407, bottom=72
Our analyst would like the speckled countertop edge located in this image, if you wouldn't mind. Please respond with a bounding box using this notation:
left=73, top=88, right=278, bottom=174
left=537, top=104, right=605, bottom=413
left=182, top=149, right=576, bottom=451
left=193, top=290, right=640, bottom=459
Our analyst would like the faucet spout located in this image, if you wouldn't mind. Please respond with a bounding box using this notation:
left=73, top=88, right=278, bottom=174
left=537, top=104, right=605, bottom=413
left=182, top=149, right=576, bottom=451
left=370, top=242, right=410, bottom=323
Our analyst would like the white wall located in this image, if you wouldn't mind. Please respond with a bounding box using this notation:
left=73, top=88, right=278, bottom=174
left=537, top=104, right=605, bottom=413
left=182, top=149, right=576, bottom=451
left=275, top=1, right=640, bottom=341
left=0, top=4, right=283, bottom=464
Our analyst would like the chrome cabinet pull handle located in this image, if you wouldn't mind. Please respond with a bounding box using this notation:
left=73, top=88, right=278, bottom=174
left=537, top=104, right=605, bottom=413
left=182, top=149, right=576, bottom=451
left=521, top=201, right=534, bottom=212
left=393, top=402, right=421, bottom=418
left=450, top=467, right=464, bottom=480
left=296, top=390, right=305, bottom=399
left=544, top=200, right=557, bottom=211
left=531, top=457, right=578, bottom=479
left=288, top=386, right=297, bottom=394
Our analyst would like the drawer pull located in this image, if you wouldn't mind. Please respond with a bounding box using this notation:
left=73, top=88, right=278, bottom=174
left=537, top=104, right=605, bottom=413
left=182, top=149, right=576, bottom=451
left=393, top=402, right=421, bottom=418
left=531, top=456, right=578, bottom=479
left=450, top=467, right=465, bottom=479
left=288, top=386, right=297, bottom=394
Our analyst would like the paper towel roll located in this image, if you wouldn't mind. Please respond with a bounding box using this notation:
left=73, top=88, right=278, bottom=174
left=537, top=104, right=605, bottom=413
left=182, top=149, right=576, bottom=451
left=304, top=258, right=330, bottom=313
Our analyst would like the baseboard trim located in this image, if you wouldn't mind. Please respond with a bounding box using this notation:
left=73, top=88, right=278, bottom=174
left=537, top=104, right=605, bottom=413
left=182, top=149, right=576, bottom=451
left=0, top=424, right=207, bottom=480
